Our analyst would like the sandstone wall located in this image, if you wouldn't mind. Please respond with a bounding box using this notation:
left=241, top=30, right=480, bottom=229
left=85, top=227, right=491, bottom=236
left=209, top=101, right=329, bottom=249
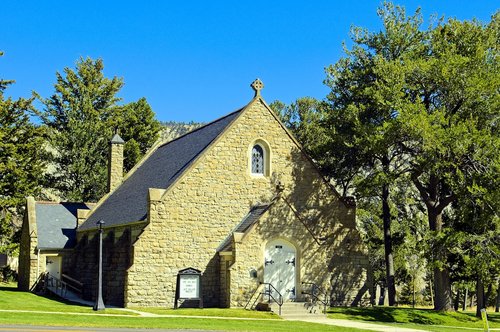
left=66, top=223, right=145, bottom=306
left=125, top=99, right=370, bottom=308
left=108, top=140, right=124, bottom=193
left=227, top=198, right=370, bottom=307
left=18, top=197, right=38, bottom=291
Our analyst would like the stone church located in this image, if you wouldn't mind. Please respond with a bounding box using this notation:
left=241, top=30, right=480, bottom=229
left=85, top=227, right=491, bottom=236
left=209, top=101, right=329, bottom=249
left=18, top=79, right=370, bottom=308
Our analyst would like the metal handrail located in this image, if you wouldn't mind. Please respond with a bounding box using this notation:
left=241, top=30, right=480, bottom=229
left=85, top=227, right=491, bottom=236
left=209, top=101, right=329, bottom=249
left=61, top=274, right=83, bottom=295
left=301, top=282, right=329, bottom=314
left=45, top=273, right=68, bottom=297
left=262, top=282, right=283, bottom=315
left=62, top=274, right=83, bottom=287
left=245, top=283, right=264, bottom=311
left=30, top=272, right=48, bottom=292
left=244, top=282, right=284, bottom=315
left=46, top=273, right=83, bottom=298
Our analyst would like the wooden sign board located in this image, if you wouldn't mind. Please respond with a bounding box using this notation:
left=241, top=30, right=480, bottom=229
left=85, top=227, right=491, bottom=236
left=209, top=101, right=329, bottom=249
left=174, top=267, right=203, bottom=309
left=179, top=274, right=199, bottom=298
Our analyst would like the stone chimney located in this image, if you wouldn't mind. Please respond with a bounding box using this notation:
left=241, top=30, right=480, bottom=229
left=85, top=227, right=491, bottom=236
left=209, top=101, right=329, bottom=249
left=108, top=133, right=125, bottom=192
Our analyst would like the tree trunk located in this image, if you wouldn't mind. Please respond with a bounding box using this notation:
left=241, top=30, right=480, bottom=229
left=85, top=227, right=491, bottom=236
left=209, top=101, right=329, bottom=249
left=434, top=266, right=453, bottom=311
left=412, top=273, right=416, bottom=308
left=495, top=279, right=500, bottom=312
left=378, top=283, right=386, bottom=305
left=428, top=209, right=454, bottom=311
left=412, top=172, right=455, bottom=311
left=477, top=277, right=484, bottom=318
left=382, top=182, right=396, bottom=306
left=429, top=276, right=434, bottom=308
left=454, top=288, right=460, bottom=311
left=463, top=287, right=468, bottom=311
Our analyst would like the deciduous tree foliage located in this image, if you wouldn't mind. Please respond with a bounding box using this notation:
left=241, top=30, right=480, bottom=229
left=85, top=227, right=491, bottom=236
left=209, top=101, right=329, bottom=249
left=39, top=57, right=160, bottom=202
left=325, top=3, right=499, bottom=311
left=0, top=52, right=46, bottom=253
left=396, top=11, right=499, bottom=312
left=320, top=3, right=431, bottom=306
left=275, top=3, right=499, bottom=311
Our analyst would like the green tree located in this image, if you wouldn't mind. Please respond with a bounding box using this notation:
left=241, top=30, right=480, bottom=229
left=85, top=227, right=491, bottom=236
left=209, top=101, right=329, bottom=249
left=447, top=135, right=500, bottom=315
left=0, top=51, right=46, bottom=252
left=277, top=3, right=499, bottom=311
left=319, top=3, right=429, bottom=306
left=111, top=97, right=161, bottom=172
left=324, top=4, right=499, bottom=311
left=39, top=57, right=123, bottom=202
left=396, top=11, right=500, bottom=311
left=39, top=57, right=160, bottom=202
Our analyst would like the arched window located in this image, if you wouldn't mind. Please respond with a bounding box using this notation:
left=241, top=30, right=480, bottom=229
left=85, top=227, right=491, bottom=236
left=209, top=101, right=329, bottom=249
left=251, top=145, right=264, bottom=174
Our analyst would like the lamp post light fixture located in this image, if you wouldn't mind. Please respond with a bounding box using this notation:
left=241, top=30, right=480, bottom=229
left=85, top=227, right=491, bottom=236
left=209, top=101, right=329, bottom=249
left=93, top=220, right=105, bottom=311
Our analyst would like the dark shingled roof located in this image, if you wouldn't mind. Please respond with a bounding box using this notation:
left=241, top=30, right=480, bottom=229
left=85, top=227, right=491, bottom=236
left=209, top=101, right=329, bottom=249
left=79, top=109, right=242, bottom=231
left=218, top=203, right=272, bottom=252
left=35, top=202, right=93, bottom=249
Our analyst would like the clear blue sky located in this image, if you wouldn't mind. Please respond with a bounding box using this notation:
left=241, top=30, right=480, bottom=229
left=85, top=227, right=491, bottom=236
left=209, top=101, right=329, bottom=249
left=2, top=1, right=498, bottom=123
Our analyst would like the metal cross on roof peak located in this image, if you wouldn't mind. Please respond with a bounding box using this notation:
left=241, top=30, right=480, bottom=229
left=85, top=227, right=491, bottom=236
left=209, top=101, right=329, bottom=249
left=251, top=78, right=264, bottom=97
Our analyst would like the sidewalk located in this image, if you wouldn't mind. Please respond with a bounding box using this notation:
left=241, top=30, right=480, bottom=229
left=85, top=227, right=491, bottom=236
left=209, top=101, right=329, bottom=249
left=284, top=316, right=428, bottom=332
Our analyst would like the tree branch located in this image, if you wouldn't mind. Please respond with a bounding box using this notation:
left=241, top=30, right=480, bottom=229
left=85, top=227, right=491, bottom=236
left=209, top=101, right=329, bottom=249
left=411, top=170, right=430, bottom=204
left=436, top=193, right=456, bottom=212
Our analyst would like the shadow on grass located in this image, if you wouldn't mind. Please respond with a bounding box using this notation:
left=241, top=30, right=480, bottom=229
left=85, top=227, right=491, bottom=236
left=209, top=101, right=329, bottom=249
left=461, top=311, right=500, bottom=324
left=489, top=314, right=500, bottom=324
left=406, top=310, right=442, bottom=325
left=329, top=306, right=397, bottom=322
left=327, top=306, right=498, bottom=326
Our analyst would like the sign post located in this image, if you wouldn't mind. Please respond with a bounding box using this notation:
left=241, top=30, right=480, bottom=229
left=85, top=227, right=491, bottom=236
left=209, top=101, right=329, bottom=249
left=480, top=308, right=489, bottom=332
left=174, top=267, right=203, bottom=309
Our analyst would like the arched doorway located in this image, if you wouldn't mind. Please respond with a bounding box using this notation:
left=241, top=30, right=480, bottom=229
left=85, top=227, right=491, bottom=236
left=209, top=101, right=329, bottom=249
left=264, top=239, right=296, bottom=301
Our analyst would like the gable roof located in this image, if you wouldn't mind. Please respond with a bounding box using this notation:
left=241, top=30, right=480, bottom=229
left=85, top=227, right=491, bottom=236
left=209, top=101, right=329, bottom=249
left=218, top=203, right=272, bottom=252
left=35, top=202, right=93, bottom=250
left=79, top=109, right=242, bottom=231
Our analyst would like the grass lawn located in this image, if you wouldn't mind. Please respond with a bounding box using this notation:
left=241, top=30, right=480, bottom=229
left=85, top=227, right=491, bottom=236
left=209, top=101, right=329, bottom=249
left=328, top=306, right=500, bottom=331
left=135, top=307, right=281, bottom=319
left=0, top=283, right=134, bottom=315
left=5, top=281, right=498, bottom=332
left=0, top=312, right=373, bottom=332
left=0, top=283, right=370, bottom=331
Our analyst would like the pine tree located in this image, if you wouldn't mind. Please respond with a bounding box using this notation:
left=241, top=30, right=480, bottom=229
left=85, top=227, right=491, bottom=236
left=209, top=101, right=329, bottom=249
left=39, top=57, right=123, bottom=202
left=39, top=57, right=161, bottom=202
left=0, top=51, right=46, bottom=252
left=112, top=97, right=161, bottom=172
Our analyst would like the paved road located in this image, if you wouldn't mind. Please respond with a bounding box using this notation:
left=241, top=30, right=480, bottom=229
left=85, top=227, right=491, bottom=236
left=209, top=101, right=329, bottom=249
left=0, top=326, right=221, bottom=332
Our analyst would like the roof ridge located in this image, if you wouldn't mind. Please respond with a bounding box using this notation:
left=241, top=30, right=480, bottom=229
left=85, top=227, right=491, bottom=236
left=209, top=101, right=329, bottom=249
left=35, top=201, right=95, bottom=205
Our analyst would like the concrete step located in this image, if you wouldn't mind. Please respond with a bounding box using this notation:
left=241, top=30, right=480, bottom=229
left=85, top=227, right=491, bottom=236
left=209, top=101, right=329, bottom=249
left=270, top=301, right=326, bottom=317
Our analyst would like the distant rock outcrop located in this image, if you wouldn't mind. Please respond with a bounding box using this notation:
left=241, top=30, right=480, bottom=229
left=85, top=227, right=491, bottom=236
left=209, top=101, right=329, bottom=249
left=160, top=121, right=204, bottom=142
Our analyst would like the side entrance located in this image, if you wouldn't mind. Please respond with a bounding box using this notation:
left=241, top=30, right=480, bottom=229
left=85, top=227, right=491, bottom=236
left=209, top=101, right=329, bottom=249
left=45, top=255, right=61, bottom=279
left=264, top=239, right=296, bottom=301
